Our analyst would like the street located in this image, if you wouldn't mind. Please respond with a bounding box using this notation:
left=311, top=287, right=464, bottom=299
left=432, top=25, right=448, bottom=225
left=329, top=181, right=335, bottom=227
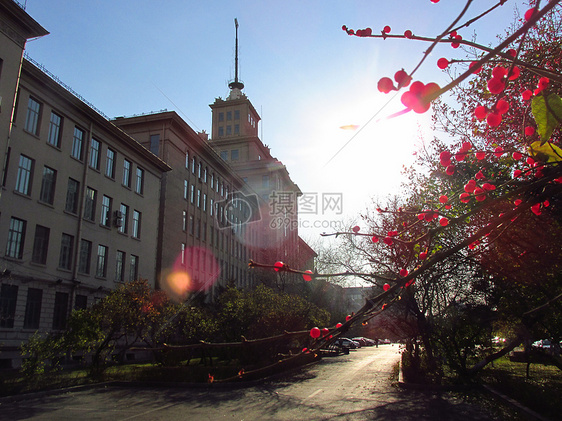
left=1, top=345, right=507, bottom=420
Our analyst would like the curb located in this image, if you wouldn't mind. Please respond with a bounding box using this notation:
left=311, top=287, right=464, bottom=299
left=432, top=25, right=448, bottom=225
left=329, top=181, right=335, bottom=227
left=481, top=384, right=553, bottom=421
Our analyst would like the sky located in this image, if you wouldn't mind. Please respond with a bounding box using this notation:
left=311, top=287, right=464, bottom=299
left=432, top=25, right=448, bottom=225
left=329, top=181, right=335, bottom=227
left=22, top=0, right=529, bottom=241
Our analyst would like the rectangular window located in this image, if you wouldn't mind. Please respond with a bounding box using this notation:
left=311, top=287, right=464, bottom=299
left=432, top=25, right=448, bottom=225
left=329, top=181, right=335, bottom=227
left=105, top=148, right=115, bottom=178
left=78, top=239, right=92, bottom=274
left=71, top=127, right=84, bottom=160
left=234, top=124, right=240, bottom=134
left=75, top=294, right=87, bottom=310
left=191, top=157, right=195, bottom=174
left=211, top=173, right=214, bottom=189
left=190, top=184, right=194, bottom=204
left=24, top=97, right=41, bottom=135
left=96, top=244, right=108, bottom=278
left=234, top=109, right=240, bottom=120
left=132, top=210, right=141, bottom=238
left=184, top=180, right=188, bottom=200
left=65, top=178, right=80, bottom=214
left=23, top=288, right=43, bottom=329
left=197, top=189, right=201, bottom=208
left=185, top=151, right=189, bottom=169
left=227, top=111, right=232, bottom=121
left=115, top=250, right=125, bottom=281
left=183, top=210, right=187, bottom=231
left=149, top=134, right=159, bottom=155
left=118, top=203, right=128, bottom=234
left=218, top=112, right=224, bottom=122
left=262, top=175, right=270, bottom=189
left=203, top=193, right=207, bottom=212
left=129, top=255, right=139, bottom=281
left=15, top=154, right=33, bottom=195
left=89, top=138, right=100, bottom=170
left=39, top=166, right=56, bottom=204
left=58, top=233, right=74, bottom=270
left=189, top=215, right=194, bottom=235
left=47, top=111, right=62, bottom=147
left=218, top=127, right=224, bottom=137
left=84, top=187, right=97, bottom=221
left=135, top=167, right=144, bottom=194
left=31, top=225, right=50, bottom=264
left=204, top=167, right=208, bottom=183
left=0, top=284, right=18, bottom=328
left=6, top=217, right=26, bottom=259
left=210, top=198, right=214, bottom=216
left=52, top=292, right=69, bottom=330
left=231, top=149, right=239, bottom=161
left=198, top=162, right=202, bottom=179
left=123, top=159, right=131, bottom=187
left=226, top=125, right=232, bottom=135
left=101, top=195, right=112, bottom=227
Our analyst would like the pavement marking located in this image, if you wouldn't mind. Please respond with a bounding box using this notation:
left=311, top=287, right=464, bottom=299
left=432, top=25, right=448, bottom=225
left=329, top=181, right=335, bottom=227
left=305, top=388, right=323, bottom=400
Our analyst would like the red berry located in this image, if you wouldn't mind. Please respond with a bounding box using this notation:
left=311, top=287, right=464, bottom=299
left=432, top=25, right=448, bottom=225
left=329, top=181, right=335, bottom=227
left=482, top=183, right=496, bottom=191
left=352, top=225, right=360, bottom=233
left=513, top=151, right=523, bottom=160
left=508, top=66, right=520, bottom=80
left=470, top=61, right=482, bottom=74
left=494, top=146, right=504, bottom=158
left=399, top=268, right=408, bottom=277
left=487, top=113, right=502, bottom=127
left=537, top=77, right=549, bottom=92
left=383, top=283, right=390, bottom=291
left=475, top=171, right=485, bottom=180
left=439, top=195, right=448, bottom=204
left=383, top=25, right=391, bottom=34
left=404, top=30, right=413, bottom=38
left=476, top=151, right=486, bottom=160
left=461, top=142, right=472, bottom=151
left=514, top=199, right=523, bottom=206
left=437, top=58, right=449, bottom=69
left=524, top=8, right=536, bottom=22
left=439, top=217, right=449, bottom=227
left=522, top=90, right=533, bottom=101
left=419, top=251, right=427, bottom=260
left=274, top=261, right=284, bottom=272
left=524, top=126, right=535, bottom=136
left=474, top=187, right=486, bottom=202
left=446, top=165, right=455, bottom=175
left=384, top=237, right=393, bottom=245
left=394, top=69, right=412, bottom=88
left=513, top=169, right=523, bottom=178
left=496, top=99, right=510, bottom=115
left=507, top=48, right=517, bottom=58
left=371, top=235, right=379, bottom=243
left=531, top=203, right=541, bottom=215
left=303, top=270, right=313, bottom=282
left=474, top=106, right=488, bottom=120
left=487, top=77, right=505, bottom=94
left=492, top=66, right=508, bottom=78
left=377, top=77, right=395, bottom=93
left=460, top=193, right=470, bottom=203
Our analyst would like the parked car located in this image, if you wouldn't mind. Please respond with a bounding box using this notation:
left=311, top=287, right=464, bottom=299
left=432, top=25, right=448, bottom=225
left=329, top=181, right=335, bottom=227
left=352, top=337, right=376, bottom=346
left=532, top=339, right=552, bottom=349
left=333, top=338, right=360, bottom=349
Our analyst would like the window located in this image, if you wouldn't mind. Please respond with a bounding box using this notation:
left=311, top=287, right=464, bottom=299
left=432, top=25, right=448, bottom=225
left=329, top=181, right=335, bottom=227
left=218, top=112, right=224, bottom=122
left=89, top=138, right=100, bottom=170
left=101, top=195, right=112, bottom=227
left=262, top=175, right=270, bottom=189
left=135, top=167, right=144, bottom=194
left=24, top=97, right=41, bottom=135
left=203, top=193, right=207, bottom=212
left=23, top=288, right=43, bottom=329
left=185, top=151, right=189, bottom=169
left=227, top=111, right=232, bottom=121
left=78, top=239, right=92, bottom=274
left=123, top=159, right=131, bottom=187
left=84, top=187, right=97, bottom=221
left=210, top=198, right=214, bottom=216
left=71, top=127, right=84, bottom=160
left=198, top=162, right=202, bottom=179
left=191, top=157, right=195, bottom=174
left=105, top=148, right=115, bottom=178
left=197, top=189, right=201, bottom=208
left=190, top=184, right=194, bottom=204
left=58, top=233, right=74, bottom=270
left=196, top=218, right=201, bottom=239
left=15, top=154, right=33, bottom=195
left=47, top=112, right=62, bottom=147
left=226, top=125, right=232, bottom=135
left=132, top=210, right=141, bottom=238
left=211, top=173, right=214, bottom=189
left=6, top=217, right=26, bottom=259
left=234, top=109, right=240, bottom=120
left=231, top=149, right=239, bottom=161
left=31, top=225, right=50, bottom=264
left=39, top=166, right=56, bottom=204
left=204, top=167, right=208, bottom=183
left=96, top=245, right=108, bottom=278
left=182, top=210, right=187, bottom=231
left=65, top=178, right=80, bottom=214
left=189, top=215, right=194, bottom=235
left=115, top=250, right=125, bottom=281
left=218, top=127, right=224, bottom=137
left=118, top=203, right=128, bottom=234
left=52, top=292, right=69, bottom=330
left=184, top=180, right=188, bottom=200
left=129, top=255, right=139, bottom=281
left=149, top=134, right=160, bottom=155
left=181, top=243, right=186, bottom=265
left=0, top=284, right=18, bottom=328
left=75, top=294, right=87, bottom=310
left=220, top=150, right=228, bottom=160
left=234, top=124, right=240, bottom=134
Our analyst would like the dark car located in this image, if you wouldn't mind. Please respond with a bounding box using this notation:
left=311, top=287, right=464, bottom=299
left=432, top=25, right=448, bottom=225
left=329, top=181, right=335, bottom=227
left=353, top=337, right=376, bottom=346
left=333, top=338, right=360, bottom=349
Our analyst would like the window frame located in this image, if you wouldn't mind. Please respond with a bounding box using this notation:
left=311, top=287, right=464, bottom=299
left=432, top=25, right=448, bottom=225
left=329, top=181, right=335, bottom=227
left=47, top=111, right=62, bottom=148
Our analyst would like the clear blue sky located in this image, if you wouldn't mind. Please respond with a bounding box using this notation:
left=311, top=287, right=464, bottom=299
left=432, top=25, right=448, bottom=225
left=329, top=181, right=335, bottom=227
left=23, top=0, right=528, bottom=239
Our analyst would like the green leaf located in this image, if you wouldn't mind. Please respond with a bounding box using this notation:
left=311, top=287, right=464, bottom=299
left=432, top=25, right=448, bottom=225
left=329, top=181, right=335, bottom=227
left=531, top=93, right=562, bottom=142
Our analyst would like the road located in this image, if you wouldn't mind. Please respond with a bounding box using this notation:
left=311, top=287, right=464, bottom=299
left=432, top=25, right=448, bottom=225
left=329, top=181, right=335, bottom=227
left=1, top=344, right=508, bottom=420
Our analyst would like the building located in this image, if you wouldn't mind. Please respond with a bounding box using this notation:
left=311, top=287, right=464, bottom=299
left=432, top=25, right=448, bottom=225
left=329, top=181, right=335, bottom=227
left=0, top=1, right=171, bottom=367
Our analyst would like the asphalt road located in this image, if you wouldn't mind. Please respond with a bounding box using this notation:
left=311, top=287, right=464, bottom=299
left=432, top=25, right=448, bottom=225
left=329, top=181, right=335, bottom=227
left=0, top=344, right=510, bottom=420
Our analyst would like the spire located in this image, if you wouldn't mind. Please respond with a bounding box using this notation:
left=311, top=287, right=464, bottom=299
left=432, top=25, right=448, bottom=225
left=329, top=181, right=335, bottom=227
left=228, top=18, right=244, bottom=91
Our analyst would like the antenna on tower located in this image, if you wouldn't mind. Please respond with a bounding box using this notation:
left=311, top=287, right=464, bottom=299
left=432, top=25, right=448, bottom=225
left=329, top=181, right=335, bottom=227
left=229, top=18, right=244, bottom=91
